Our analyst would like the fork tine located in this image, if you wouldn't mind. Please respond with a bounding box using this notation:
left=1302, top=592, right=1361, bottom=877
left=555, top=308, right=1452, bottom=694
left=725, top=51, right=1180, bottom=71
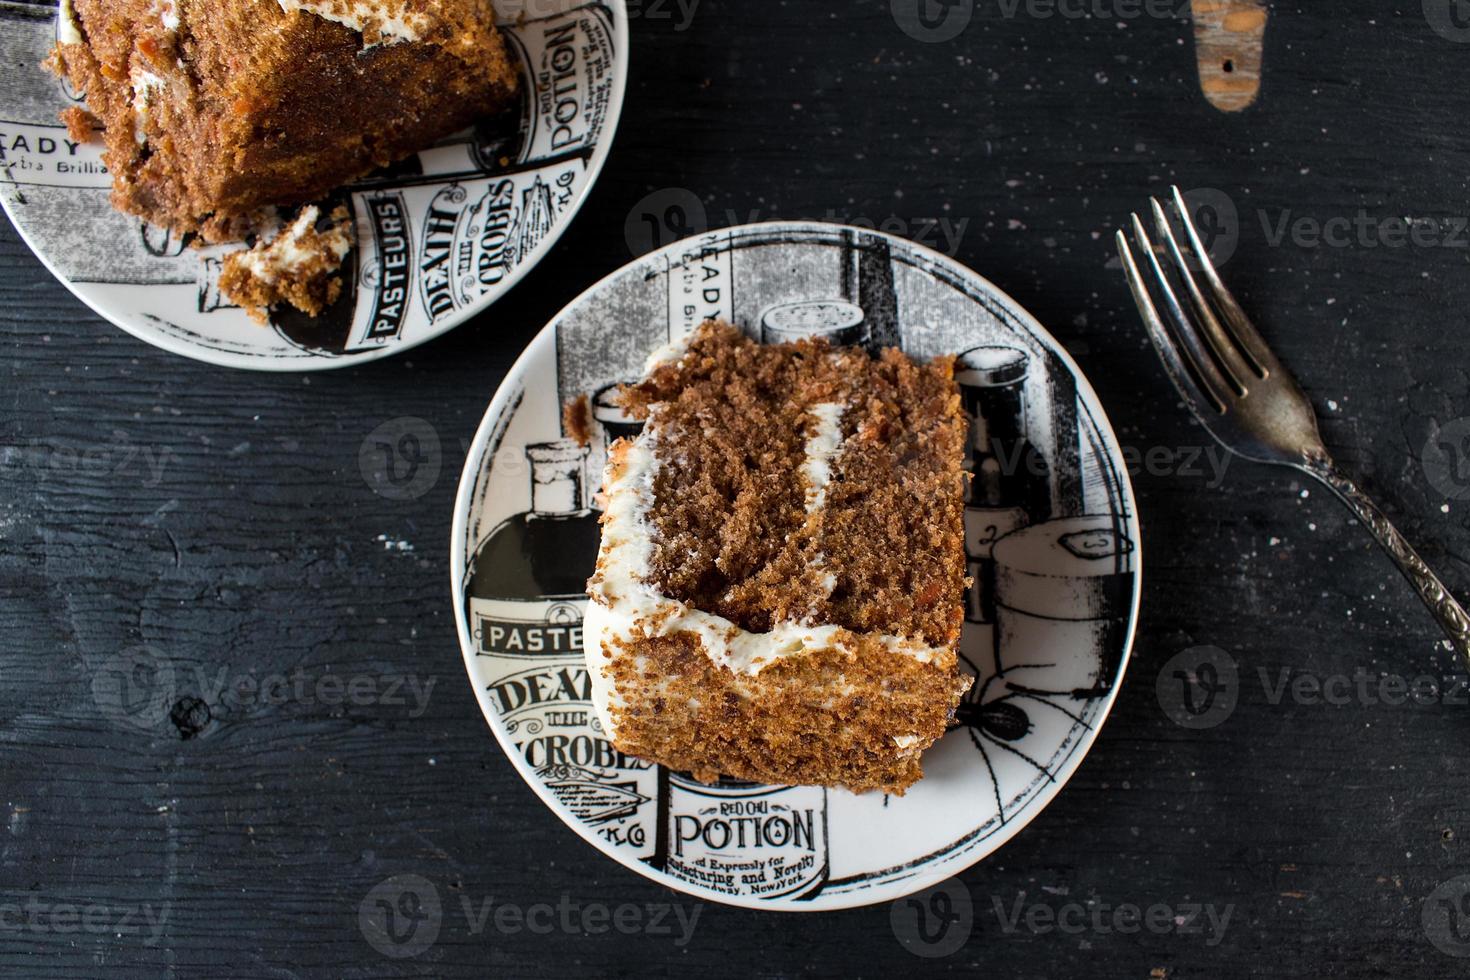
left=1115, top=229, right=1226, bottom=416
left=1148, top=197, right=1253, bottom=397
left=1128, top=213, right=1234, bottom=412
left=1169, top=185, right=1274, bottom=376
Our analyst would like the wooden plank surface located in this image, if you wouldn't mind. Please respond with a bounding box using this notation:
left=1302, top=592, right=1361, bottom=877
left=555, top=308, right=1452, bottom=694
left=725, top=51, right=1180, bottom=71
left=1193, top=0, right=1268, bottom=111
left=5, top=1, right=1470, bottom=976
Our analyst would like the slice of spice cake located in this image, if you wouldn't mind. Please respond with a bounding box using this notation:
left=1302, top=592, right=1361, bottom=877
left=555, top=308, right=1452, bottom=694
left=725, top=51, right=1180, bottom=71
left=585, top=320, right=972, bottom=795
left=48, top=0, right=517, bottom=241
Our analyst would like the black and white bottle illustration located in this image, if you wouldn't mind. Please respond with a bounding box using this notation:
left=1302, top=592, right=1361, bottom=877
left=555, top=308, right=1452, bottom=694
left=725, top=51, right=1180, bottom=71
left=948, top=346, right=1133, bottom=815
left=648, top=769, right=830, bottom=902
left=585, top=381, right=644, bottom=505
left=465, top=440, right=654, bottom=837
left=466, top=440, right=599, bottom=640
left=991, top=517, right=1133, bottom=698
left=754, top=228, right=898, bottom=350
left=955, top=346, right=1051, bottom=660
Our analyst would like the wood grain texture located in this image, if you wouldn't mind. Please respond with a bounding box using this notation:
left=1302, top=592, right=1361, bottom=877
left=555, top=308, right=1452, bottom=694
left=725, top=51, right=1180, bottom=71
left=1192, top=0, right=1268, bottom=111
left=5, top=1, right=1470, bottom=976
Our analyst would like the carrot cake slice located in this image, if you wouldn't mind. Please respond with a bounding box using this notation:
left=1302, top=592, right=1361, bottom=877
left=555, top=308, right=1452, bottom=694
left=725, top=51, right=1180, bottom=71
left=47, top=0, right=517, bottom=241
left=585, top=320, right=973, bottom=795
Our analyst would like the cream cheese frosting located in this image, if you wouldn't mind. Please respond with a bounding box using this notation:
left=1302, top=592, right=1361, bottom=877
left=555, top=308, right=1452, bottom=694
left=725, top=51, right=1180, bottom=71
left=275, top=0, right=431, bottom=44
left=234, top=206, right=352, bottom=284
left=130, top=69, right=165, bottom=145
left=57, top=0, right=83, bottom=45
left=584, top=405, right=956, bottom=742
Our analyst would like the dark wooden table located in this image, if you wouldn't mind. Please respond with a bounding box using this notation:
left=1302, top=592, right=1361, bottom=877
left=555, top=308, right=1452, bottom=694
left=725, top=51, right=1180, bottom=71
left=6, top=1, right=1470, bottom=975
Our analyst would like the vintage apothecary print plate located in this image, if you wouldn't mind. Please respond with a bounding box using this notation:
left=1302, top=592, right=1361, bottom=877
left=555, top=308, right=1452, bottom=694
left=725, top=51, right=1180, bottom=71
left=451, top=221, right=1142, bottom=911
left=0, top=0, right=626, bottom=370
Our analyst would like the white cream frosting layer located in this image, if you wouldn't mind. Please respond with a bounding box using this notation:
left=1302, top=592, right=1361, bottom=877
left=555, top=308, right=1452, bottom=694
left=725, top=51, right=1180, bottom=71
left=584, top=407, right=955, bottom=741
left=800, top=401, right=845, bottom=514
left=234, top=206, right=352, bottom=284
left=57, top=0, right=83, bottom=45
left=130, top=69, right=165, bottom=145
left=275, top=0, right=430, bottom=43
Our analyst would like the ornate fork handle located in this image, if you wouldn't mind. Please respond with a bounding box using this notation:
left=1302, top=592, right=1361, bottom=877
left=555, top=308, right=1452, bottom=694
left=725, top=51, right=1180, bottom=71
left=1300, top=451, right=1470, bottom=664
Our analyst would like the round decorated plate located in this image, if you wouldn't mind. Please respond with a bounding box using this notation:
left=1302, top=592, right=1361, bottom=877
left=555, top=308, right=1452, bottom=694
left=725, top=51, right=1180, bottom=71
left=0, top=0, right=627, bottom=370
left=450, top=221, right=1142, bottom=911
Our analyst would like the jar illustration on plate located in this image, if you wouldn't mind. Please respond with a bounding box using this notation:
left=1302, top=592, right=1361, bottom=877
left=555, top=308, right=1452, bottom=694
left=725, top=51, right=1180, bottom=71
left=954, top=346, right=1052, bottom=666
left=949, top=515, right=1133, bottom=783
left=586, top=381, right=645, bottom=504
left=991, top=515, right=1134, bottom=698
left=760, top=300, right=867, bottom=345
left=648, top=770, right=830, bottom=901
left=754, top=226, right=899, bottom=351
left=465, top=439, right=656, bottom=848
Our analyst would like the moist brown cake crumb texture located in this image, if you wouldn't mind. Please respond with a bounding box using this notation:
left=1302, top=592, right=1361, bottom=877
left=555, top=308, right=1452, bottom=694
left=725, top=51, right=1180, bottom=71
left=596, top=319, right=972, bottom=795
left=619, top=319, right=969, bottom=647
left=562, top=394, right=594, bottom=448
left=603, top=630, right=970, bottom=795
left=60, top=106, right=103, bottom=143
left=47, top=0, right=517, bottom=241
left=218, top=205, right=352, bottom=321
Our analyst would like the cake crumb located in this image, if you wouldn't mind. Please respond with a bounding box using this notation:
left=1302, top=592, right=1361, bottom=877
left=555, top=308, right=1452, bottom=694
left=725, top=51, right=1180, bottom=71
left=59, top=106, right=102, bottom=144
left=562, top=394, right=594, bottom=447
left=219, top=205, right=353, bottom=323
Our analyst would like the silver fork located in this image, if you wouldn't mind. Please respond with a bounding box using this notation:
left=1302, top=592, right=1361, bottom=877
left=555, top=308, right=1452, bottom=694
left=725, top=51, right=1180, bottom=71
left=1116, top=186, right=1470, bottom=663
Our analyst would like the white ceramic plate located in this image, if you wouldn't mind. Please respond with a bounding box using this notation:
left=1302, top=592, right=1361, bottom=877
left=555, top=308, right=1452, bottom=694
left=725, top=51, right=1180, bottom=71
left=451, top=221, right=1142, bottom=911
left=0, top=0, right=627, bottom=370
